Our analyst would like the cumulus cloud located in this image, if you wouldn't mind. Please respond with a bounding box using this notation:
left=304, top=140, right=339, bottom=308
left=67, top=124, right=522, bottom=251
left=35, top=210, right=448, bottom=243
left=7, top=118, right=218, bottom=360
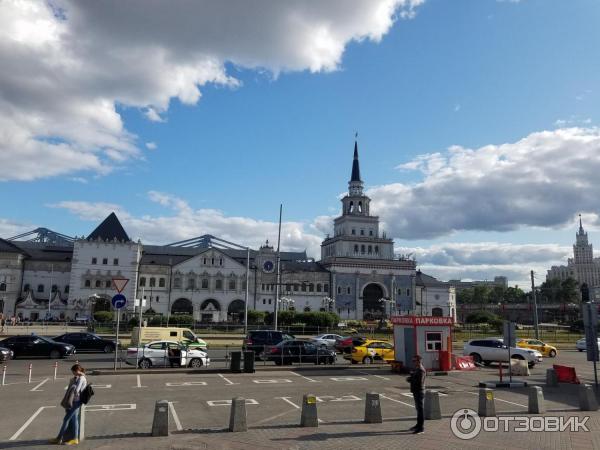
left=145, top=142, right=157, bottom=150
left=0, top=218, right=33, bottom=239
left=52, top=191, right=324, bottom=257
left=0, top=0, right=421, bottom=181
left=370, top=127, right=600, bottom=239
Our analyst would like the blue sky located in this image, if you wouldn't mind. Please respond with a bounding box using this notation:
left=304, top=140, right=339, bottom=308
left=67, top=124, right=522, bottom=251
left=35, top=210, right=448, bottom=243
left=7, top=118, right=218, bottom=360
left=2, top=0, right=600, bottom=287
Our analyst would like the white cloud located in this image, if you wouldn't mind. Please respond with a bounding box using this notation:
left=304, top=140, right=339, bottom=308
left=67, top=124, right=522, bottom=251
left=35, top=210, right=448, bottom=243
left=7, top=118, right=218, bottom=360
left=0, top=218, right=33, bottom=239
left=370, top=127, right=600, bottom=239
left=0, top=0, right=421, bottom=181
left=145, top=142, right=157, bottom=150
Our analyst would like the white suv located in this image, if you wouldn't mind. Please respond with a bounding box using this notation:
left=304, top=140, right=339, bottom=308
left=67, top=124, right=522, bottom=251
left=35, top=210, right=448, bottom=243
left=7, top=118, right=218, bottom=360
left=463, top=338, right=543, bottom=368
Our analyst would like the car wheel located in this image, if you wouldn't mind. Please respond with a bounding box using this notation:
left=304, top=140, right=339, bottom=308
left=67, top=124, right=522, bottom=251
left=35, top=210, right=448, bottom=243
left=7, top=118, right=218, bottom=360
left=103, top=345, right=113, bottom=353
left=139, top=359, right=151, bottom=369
left=549, top=349, right=557, bottom=357
left=50, top=349, right=61, bottom=359
left=470, top=353, right=482, bottom=364
left=188, top=358, right=203, bottom=368
left=363, top=356, right=373, bottom=364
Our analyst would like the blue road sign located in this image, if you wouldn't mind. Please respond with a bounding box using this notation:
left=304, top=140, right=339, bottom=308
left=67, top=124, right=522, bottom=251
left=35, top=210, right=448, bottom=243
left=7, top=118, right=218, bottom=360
left=111, top=294, right=127, bottom=310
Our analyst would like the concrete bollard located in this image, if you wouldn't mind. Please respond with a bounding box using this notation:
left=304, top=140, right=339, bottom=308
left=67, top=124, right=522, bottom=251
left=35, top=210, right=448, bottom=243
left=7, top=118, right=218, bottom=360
left=425, top=390, right=442, bottom=420
left=2, top=365, right=5, bottom=386
left=301, top=394, right=318, bottom=427
left=528, top=386, right=545, bottom=414
left=546, top=368, right=558, bottom=387
left=579, top=384, right=599, bottom=411
left=478, top=388, right=496, bottom=417
left=28, top=364, right=32, bottom=384
left=151, top=400, right=170, bottom=437
left=78, top=404, right=85, bottom=442
left=229, top=397, right=248, bottom=432
left=364, top=392, right=382, bottom=423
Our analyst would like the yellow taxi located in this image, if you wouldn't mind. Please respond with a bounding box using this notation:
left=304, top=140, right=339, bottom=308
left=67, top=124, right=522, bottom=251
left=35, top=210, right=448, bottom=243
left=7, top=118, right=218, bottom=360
left=344, top=339, right=394, bottom=364
left=516, top=338, right=557, bottom=357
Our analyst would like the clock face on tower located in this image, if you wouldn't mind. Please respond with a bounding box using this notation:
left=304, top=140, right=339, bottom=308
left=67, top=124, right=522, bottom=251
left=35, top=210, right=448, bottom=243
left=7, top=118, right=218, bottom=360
left=263, top=260, right=275, bottom=273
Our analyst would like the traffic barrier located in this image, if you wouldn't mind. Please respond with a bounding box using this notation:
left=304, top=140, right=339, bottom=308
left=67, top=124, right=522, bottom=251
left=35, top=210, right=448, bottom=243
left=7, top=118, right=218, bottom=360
left=364, top=392, right=382, bottom=423
left=301, top=394, right=318, bottom=427
left=454, top=355, right=477, bottom=370
left=546, top=368, right=558, bottom=387
left=528, top=386, right=545, bottom=414
left=151, top=400, right=170, bottom=437
left=510, top=359, right=530, bottom=376
left=478, top=388, right=496, bottom=417
left=229, top=397, right=247, bottom=432
left=578, top=384, right=599, bottom=411
left=553, top=365, right=580, bottom=384
left=1, top=365, right=5, bottom=386
left=28, top=363, right=32, bottom=384
left=424, top=390, right=442, bottom=420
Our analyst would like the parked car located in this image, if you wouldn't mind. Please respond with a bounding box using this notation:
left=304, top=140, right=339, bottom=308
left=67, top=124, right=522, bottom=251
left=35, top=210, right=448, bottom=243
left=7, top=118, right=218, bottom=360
left=343, top=339, right=394, bottom=364
left=243, top=330, right=295, bottom=359
left=463, top=338, right=542, bottom=368
left=0, top=346, right=13, bottom=361
left=310, top=334, right=344, bottom=349
left=54, top=332, right=118, bottom=353
left=0, top=335, right=76, bottom=359
left=516, top=338, right=557, bottom=357
left=126, top=340, right=209, bottom=369
left=335, top=336, right=368, bottom=354
left=576, top=337, right=600, bottom=352
left=266, top=340, right=336, bottom=365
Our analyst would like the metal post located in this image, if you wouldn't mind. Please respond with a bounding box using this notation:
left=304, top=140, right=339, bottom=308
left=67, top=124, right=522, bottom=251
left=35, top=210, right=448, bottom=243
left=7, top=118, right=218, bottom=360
left=28, top=363, right=32, bottom=383
left=53, top=362, right=58, bottom=381
left=136, top=287, right=144, bottom=370
left=531, top=270, right=539, bottom=340
left=2, top=365, right=5, bottom=386
left=114, top=312, right=120, bottom=371
left=244, top=247, right=250, bottom=335
left=48, top=263, right=54, bottom=320
left=274, top=204, right=282, bottom=331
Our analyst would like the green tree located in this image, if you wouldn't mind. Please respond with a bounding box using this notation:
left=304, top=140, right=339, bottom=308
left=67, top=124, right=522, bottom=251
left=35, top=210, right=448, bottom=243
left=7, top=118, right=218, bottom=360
left=457, top=288, right=474, bottom=304
left=473, top=285, right=491, bottom=306
left=560, top=277, right=579, bottom=303
left=540, top=278, right=561, bottom=303
left=504, top=286, right=525, bottom=303
left=93, top=311, right=113, bottom=323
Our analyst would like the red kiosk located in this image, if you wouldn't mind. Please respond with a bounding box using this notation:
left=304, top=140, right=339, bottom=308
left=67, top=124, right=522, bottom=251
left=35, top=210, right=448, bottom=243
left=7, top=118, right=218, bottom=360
left=391, top=315, right=454, bottom=372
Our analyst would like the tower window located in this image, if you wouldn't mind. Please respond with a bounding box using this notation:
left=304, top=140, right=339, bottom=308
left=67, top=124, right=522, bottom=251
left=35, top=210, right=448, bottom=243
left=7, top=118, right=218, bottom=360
left=368, top=245, right=372, bottom=254
left=360, top=229, right=364, bottom=235
left=351, top=229, right=356, bottom=235
left=159, top=278, right=165, bottom=287
left=149, top=277, right=156, bottom=287
left=105, top=280, right=111, bottom=288
left=201, top=279, right=209, bottom=289
left=95, top=280, right=101, bottom=288
left=337, top=286, right=342, bottom=294
left=113, top=258, right=119, bottom=265
left=354, top=244, right=359, bottom=253
left=140, top=277, right=146, bottom=287
left=347, top=287, right=351, bottom=294
left=91, top=257, right=97, bottom=265
left=84, top=280, right=91, bottom=288
left=361, top=245, right=365, bottom=253
left=369, top=230, right=373, bottom=236
left=102, top=258, right=108, bottom=265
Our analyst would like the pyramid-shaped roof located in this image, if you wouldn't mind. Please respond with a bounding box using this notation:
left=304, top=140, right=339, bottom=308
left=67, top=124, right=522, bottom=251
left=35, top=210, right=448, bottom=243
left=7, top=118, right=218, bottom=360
left=87, top=213, right=130, bottom=242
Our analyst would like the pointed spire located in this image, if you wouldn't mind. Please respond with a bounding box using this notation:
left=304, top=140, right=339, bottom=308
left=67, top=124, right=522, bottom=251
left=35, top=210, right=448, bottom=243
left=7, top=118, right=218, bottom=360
left=579, top=214, right=584, bottom=232
left=87, top=212, right=130, bottom=242
left=350, top=139, right=362, bottom=183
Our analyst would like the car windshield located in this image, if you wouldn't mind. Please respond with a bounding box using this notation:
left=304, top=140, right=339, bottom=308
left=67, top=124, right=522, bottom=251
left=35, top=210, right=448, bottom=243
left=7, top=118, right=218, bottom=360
left=183, top=330, right=196, bottom=341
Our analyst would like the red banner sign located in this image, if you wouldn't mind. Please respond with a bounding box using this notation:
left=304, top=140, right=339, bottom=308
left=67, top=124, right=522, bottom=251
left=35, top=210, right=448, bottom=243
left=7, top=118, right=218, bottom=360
left=391, top=315, right=454, bottom=326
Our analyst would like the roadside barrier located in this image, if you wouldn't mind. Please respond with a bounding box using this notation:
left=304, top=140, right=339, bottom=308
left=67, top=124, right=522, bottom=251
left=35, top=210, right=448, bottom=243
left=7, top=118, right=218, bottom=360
left=546, top=368, right=558, bottom=387
left=364, top=392, right=382, bottom=423
left=578, top=384, right=599, bottom=411
left=528, top=386, right=545, bottom=414
left=424, top=390, right=442, bottom=420
left=151, top=400, right=170, bottom=436
left=454, top=355, right=477, bottom=371
left=229, top=397, right=247, bottom=432
left=553, top=364, right=580, bottom=384
left=301, top=394, right=318, bottom=427
left=478, top=388, right=496, bottom=417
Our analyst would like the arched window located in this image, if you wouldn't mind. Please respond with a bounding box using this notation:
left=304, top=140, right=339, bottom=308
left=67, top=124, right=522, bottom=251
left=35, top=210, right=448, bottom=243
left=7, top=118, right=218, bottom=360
left=347, top=286, right=351, bottom=294
left=139, top=277, right=146, bottom=287
left=309, top=283, right=314, bottom=292
left=304, top=306, right=311, bottom=312
left=358, top=201, right=363, bottom=213
left=215, top=279, right=223, bottom=290
left=337, top=286, right=342, bottom=294
left=187, top=278, right=195, bottom=289
left=0, top=283, right=5, bottom=291
left=316, top=284, right=322, bottom=292
left=173, top=277, right=182, bottom=289
left=23, top=284, right=30, bottom=292
left=37, top=284, right=44, bottom=293
left=375, top=246, right=379, bottom=254
left=84, top=280, right=91, bottom=288
left=368, top=245, right=372, bottom=254
left=201, top=278, right=209, bottom=289
left=349, top=201, right=354, bottom=213
left=361, top=245, right=365, bottom=253
left=105, top=280, right=111, bottom=288
left=229, top=279, right=236, bottom=290
left=354, top=244, right=359, bottom=253
left=95, top=280, right=101, bottom=288
left=159, top=278, right=165, bottom=288
left=149, top=277, right=156, bottom=287
left=432, top=307, right=443, bottom=317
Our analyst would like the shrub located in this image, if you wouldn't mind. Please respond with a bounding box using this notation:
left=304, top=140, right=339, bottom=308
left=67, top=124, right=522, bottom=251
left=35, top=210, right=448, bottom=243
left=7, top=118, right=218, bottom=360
left=93, top=311, right=113, bottom=323
left=247, top=310, right=267, bottom=325
left=167, top=315, right=194, bottom=326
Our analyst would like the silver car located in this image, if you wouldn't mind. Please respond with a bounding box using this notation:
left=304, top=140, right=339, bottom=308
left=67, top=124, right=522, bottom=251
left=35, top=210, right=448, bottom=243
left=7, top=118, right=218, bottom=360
left=576, top=337, right=600, bottom=352
left=310, top=334, right=344, bottom=349
left=126, top=340, right=209, bottom=369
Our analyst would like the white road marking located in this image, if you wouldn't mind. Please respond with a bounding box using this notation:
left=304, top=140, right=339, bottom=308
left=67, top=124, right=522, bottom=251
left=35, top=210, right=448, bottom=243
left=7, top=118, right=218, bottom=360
left=253, top=379, right=292, bottom=384
left=316, top=395, right=361, bottom=403
left=93, top=384, right=112, bottom=389
left=276, top=397, right=300, bottom=409
left=86, top=403, right=136, bottom=412
left=168, top=402, right=183, bottom=431
left=329, top=376, right=368, bottom=381
left=428, top=390, right=448, bottom=397
left=166, top=381, right=207, bottom=387
left=291, top=372, right=319, bottom=383
left=218, top=373, right=239, bottom=385
left=206, top=399, right=259, bottom=407
left=30, top=378, right=49, bottom=392
left=463, top=391, right=526, bottom=408
left=10, top=406, right=56, bottom=441
left=135, top=374, right=146, bottom=388
left=373, top=375, right=391, bottom=381
left=380, top=394, right=414, bottom=408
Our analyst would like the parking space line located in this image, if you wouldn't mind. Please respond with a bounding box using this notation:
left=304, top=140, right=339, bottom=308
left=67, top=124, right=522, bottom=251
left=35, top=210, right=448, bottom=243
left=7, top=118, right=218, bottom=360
left=276, top=396, right=300, bottom=409
left=218, top=373, right=239, bottom=385
left=168, top=402, right=183, bottom=431
left=30, top=378, right=49, bottom=392
left=357, top=371, right=391, bottom=381
left=253, top=379, right=292, bottom=384
left=10, top=406, right=55, bottom=441
left=135, top=374, right=147, bottom=388
left=380, top=394, right=414, bottom=408
left=463, top=391, right=526, bottom=408
left=291, top=372, right=319, bottom=383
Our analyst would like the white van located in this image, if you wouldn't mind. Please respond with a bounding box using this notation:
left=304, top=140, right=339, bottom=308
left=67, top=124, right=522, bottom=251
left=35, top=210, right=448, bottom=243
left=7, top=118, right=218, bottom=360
left=131, top=327, right=207, bottom=349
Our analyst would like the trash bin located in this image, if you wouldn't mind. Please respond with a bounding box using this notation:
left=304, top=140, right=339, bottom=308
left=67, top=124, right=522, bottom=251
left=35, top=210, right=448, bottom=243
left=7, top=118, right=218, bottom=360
left=230, top=351, right=242, bottom=373
left=243, top=351, right=255, bottom=373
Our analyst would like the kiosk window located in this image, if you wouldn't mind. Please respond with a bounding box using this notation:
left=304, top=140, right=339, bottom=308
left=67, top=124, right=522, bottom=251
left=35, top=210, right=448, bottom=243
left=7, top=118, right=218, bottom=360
left=425, top=332, right=442, bottom=351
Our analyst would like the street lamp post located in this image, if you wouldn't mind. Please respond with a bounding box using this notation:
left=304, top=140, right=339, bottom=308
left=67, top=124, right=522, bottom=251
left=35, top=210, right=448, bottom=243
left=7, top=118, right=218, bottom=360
left=322, top=296, right=334, bottom=312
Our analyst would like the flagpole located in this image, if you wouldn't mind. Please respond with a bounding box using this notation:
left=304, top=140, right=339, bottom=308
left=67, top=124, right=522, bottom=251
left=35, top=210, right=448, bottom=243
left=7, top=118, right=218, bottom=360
left=274, top=204, right=282, bottom=331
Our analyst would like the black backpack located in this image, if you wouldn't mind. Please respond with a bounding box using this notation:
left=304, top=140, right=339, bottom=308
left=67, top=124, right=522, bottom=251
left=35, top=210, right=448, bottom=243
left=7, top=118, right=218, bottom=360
left=80, top=384, right=95, bottom=405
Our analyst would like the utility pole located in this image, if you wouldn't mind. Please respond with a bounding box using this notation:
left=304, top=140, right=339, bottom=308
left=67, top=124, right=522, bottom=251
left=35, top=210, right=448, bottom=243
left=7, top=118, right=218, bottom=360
left=531, top=270, right=539, bottom=339
left=244, top=247, right=250, bottom=335
left=274, top=204, right=282, bottom=331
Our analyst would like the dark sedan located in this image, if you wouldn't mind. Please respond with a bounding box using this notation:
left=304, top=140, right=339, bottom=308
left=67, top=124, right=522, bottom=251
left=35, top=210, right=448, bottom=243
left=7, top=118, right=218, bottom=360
left=1, top=335, right=75, bottom=359
left=267, top=340, right=336, bottom=365
left=54, top=332, right=117, bottom=353
left=0, top=346, right=13, bottom=361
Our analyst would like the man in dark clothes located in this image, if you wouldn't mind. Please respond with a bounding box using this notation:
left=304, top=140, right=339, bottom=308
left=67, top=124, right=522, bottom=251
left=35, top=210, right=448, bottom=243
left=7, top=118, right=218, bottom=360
left=407, top=354, right=426, bottom=434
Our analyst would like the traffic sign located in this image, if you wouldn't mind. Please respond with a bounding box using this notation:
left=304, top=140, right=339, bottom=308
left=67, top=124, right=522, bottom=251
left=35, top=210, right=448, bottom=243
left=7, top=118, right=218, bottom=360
left=503, top=321, right=516, bottom=348
left=111, top=294, right=127, bottom=310
left=112, top=277, right=129, bottom=293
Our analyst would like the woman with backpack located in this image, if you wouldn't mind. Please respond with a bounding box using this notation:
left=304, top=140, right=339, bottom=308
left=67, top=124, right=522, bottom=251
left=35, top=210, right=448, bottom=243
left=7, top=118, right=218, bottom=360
left=50, top=364, right=88, bottom=445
